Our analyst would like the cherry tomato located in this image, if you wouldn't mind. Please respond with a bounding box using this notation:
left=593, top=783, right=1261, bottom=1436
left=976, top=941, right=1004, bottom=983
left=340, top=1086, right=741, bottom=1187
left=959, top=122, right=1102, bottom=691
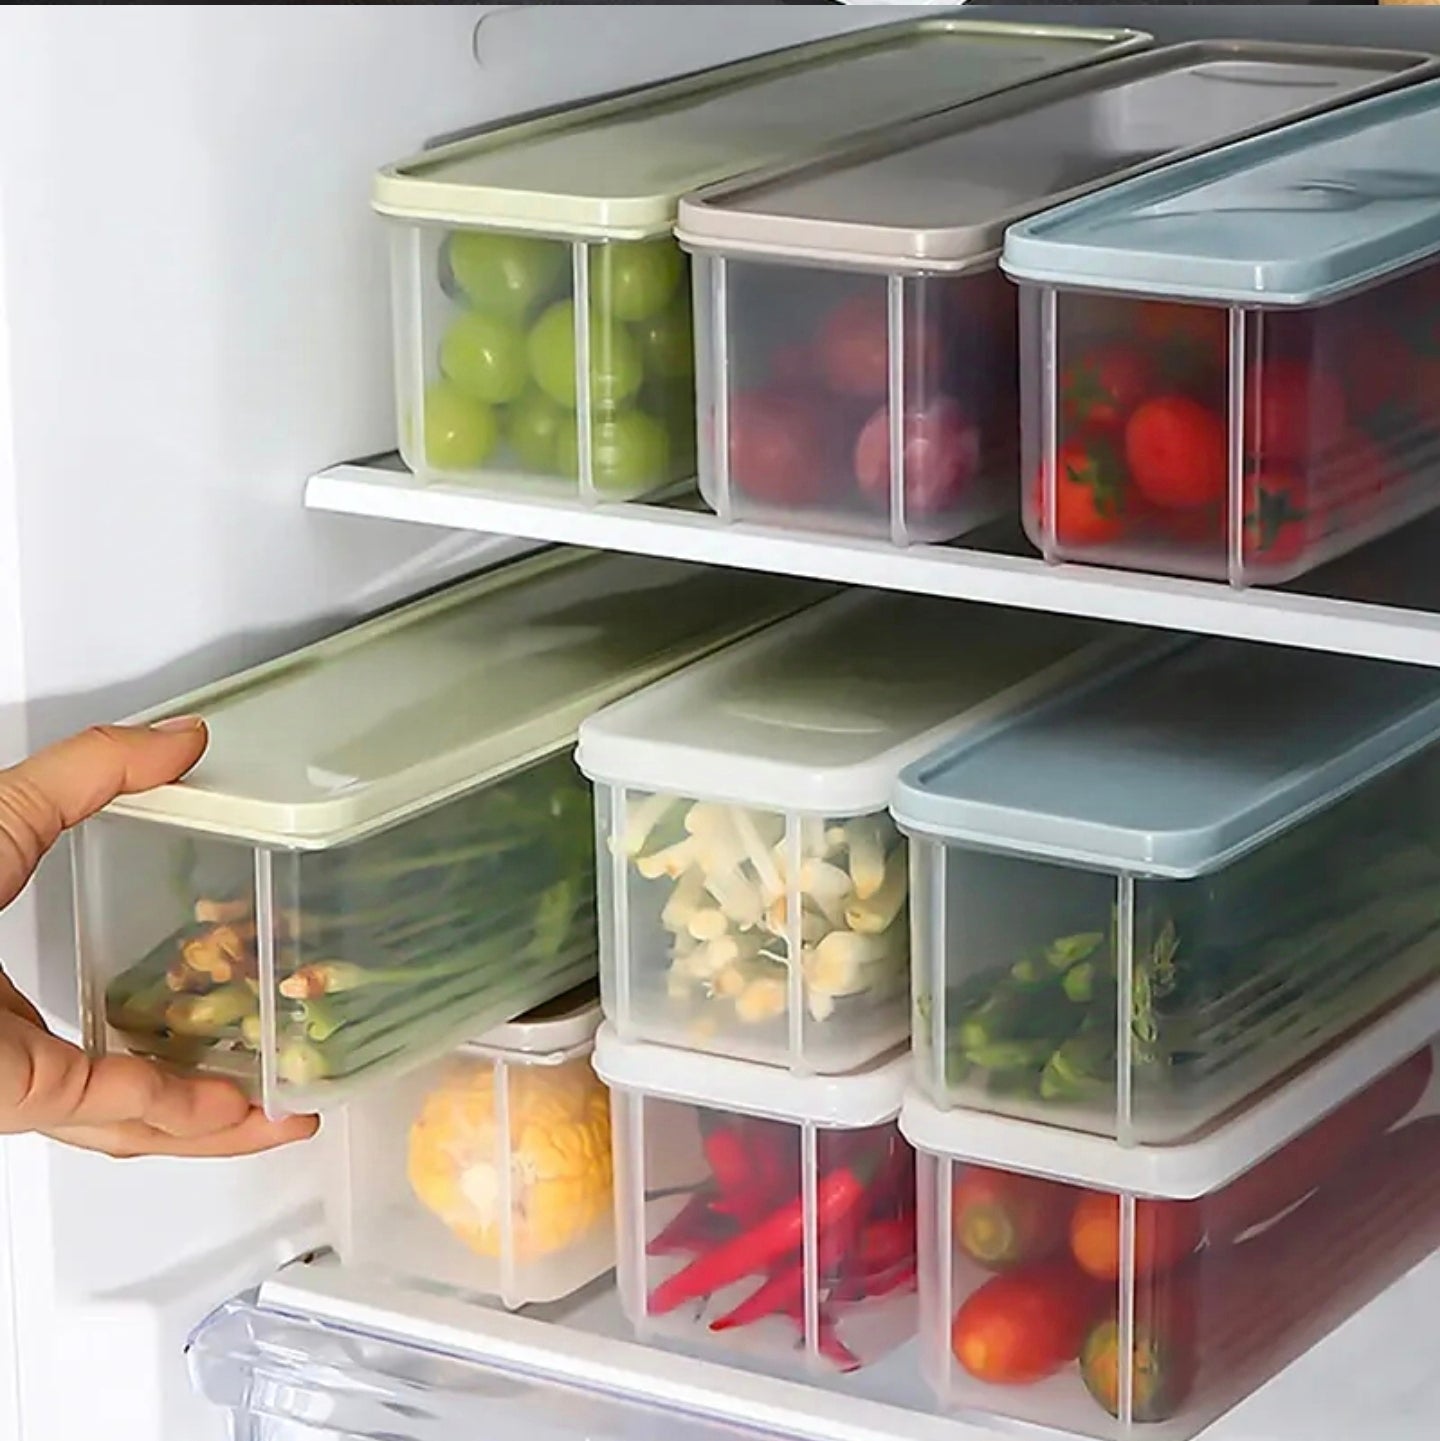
left=1244, top=358, right=1348, bottom=463
left=853, top=396, right=980, bottom=516
left=1032, top=433, right=1131, bottom=546
left=951, top=1262, right=1104, bottom=1386
left=1069, top=1191, right=1202, bottom=1282
left=1061, top=345, right=1152, bottom=434
left=1134, top=300, right=1229, bottom=376
left=1243, top=469, right=1310, bottom=570
left=952, top=1166, right=1076, bottom=1271
left=1081, top=1281, right=1199, bottom=1424
left=816, top=293, right=944, bottom=399
left=728, top=389, right=828, bottom=506
left=1125, top=395, right=1228, bottom=510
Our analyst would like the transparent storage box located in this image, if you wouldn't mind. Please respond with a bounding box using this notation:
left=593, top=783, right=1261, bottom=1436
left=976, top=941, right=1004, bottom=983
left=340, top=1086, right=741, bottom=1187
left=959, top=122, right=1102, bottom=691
left=904, top=1005, right=1440, bottom=1440
left=373, top=18, right=1147, bottom=501
left=329, top=983, right=613, bottom=1310
left=596, top=1028, right=916, bottom=1376
left=579, top=593, right=1151, bottom=1075
left=1003, top=78, right=1440, bottom=587
left=77, top=550, right=825, bottom=1116
left=893, top=639, right=1440, bottom=1144
left=677, top=42, right=1434, bottom=547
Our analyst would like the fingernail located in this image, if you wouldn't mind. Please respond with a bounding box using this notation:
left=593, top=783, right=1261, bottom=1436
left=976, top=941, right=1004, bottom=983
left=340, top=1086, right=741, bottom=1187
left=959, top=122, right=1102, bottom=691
left=150, top=714, right=205, bottom=734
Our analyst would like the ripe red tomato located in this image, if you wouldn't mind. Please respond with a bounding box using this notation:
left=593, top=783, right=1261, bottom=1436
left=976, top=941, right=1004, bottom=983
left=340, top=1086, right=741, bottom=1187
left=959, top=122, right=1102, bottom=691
left=1032, top=433, right=1131, bottom=546
left=1244, top=359, right=1348, bottom=463
left=1125, top=395, right=1228, bottom=511
left=951, top=1263, right=1105, bottom=1386
left=816, top=293, right=943, bottom=399
left=1134, top=300, right=1229, bottom=373
left=728, top=389, right=828, bottom=507
left=1242, top=469, right=1310, bottom=570
left=1061, top=345, right=1151, bottom=434
left=853, top=396, right=980, bottom=516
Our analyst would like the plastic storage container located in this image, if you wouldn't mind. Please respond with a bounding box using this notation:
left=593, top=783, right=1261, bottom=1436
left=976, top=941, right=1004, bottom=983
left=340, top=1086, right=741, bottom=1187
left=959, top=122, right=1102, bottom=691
left=578, top=592, right=1153, bottom=1075
left=373, top=18, right=1148, bottom=501
left=76, top=550, right=826, bottom=1116
left=1003, top=78, right=1440, bottom=586
left=893, top=638, right=1440, bottom=1144
left=905, top=1004, right=1440, bottom=1441
left=329, top=983, right=612, bottom=1310
left=596, top=1027, right=915, bottom=1376
left=677, top=42, right=1435, bottom=546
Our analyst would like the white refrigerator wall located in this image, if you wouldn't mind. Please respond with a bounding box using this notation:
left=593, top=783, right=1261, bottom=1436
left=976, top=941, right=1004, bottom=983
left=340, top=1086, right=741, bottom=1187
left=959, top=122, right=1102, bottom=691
left=0, top=7, right=916, bottom=1440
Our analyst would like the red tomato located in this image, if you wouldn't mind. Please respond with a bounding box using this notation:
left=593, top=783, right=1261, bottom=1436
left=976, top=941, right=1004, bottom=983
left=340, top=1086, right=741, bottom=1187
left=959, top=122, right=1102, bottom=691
left=1242, top=469, right=1310, bottom=569
left=1069, top=1191, right=1203, bottom=1283
left=952, top=1263, right=1105, bottom=1386
left=1335, top=318, right=1413, bottom=431
left=1032, top=433, right=1131, bottom=546
left=1313, top=430, right=1394, bottom=538
left=853, top=396, right=980, bottom=516
left=1134, top=300, right=1229, bottom=374
left=816, top=293, right=943, bottom=399
left=1244, top=358, right=1348, bottom=463
left=1061, top=345, right=1152, bottom=433
left=1125, top=395, right=1228, bottom=510
left=952, top=1166, right=1076, bottom=1271
left=728, top=389, right=828, bottom=506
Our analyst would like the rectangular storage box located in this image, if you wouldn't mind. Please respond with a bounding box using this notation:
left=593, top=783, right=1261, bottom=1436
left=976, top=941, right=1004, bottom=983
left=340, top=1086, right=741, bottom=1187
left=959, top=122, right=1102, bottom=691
left=578, top=593, right=1152, bottom=1075
left=76, top=550, right=826, bottom=1116
left=677, top=42, right=1435, bottom=547
left=905, top=1003, right=1440, bottom=1440
left=329, top=983, right=613, bottom=1310
left=893, top=639, right=1440, bottom=1144
left=597, top=1027, right=916, bottom=1376
left=373, top=18, right=1148, bottom=501
left=1003, top=78, right=1440, bottom=586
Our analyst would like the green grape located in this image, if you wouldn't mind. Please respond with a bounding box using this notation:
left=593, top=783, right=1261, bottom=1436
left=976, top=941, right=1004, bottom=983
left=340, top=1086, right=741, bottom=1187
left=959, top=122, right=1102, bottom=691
left=507, top=389, right=566, bottom=473
left=589, top=239, right=684, bottom=323
left=632, top=299, right=694, bottom=381
left=422, top=380, right=497, bottom=470
left=439, top=310, right=528, bottom=406
left=445, top=231, right=566, bottom=321
left=527, top=300, right=642, bottom=410
left=557, top=410, right=672, bottom=497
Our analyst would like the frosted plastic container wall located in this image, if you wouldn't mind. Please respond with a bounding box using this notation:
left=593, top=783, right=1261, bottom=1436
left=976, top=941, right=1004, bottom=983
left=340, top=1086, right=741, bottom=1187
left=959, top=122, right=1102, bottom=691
left=597, top=1031, right=915, bottom=1377
left=375, top=19, right=1146, bottom=501
left=908, top=1042, right=1440, bottom=1440
left=580, top=593, right=1143, bottom=1074
left=895, top=640, right=1440, bottom=1143
left=1003, top=79, right=1440, bottom=586
left=330, top=986, right=613, bottom=1310
left=76, top=551, right=826, bottom=1115
left=679, top=44, right=1435, bottom=546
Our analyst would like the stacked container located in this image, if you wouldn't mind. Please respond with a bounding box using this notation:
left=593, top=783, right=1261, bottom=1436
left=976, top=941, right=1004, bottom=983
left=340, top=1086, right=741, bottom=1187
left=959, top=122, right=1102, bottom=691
left=76, top=550, right=826, bottom=1116
left=577, top=590, right=1158, bottom=1075
left=328, top=984, right=613, bottom=1310
left=676, top=42, right=1435, bottom=546
left=373, top=17, right=1149, bottom=500
left=1003, top=78, right=1440, bottom=586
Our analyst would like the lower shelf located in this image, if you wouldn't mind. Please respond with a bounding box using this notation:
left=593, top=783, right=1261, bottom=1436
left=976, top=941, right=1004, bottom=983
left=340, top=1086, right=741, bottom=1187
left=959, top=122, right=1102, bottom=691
left=251, top=1247, right=1440, bottom=1441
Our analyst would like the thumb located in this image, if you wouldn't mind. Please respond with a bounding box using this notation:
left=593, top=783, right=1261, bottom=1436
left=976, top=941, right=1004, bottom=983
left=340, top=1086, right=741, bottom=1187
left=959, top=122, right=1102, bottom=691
left=0, top=719, right=207, bottom=906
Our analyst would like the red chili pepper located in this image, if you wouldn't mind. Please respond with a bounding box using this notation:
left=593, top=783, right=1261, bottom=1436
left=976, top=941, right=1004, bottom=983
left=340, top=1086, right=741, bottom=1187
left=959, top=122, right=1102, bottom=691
left=710, top=1261, right=805, bottom=1331
left=702, top=1122, right=752, bottom=1197
left=832, top=1258, right=917, bottom=1304
left=647, top=1194, right=732, bottom=1257
left=814, top=1312, right=862, bottom=1372
left=853, top=1216, right=916, bottom=1275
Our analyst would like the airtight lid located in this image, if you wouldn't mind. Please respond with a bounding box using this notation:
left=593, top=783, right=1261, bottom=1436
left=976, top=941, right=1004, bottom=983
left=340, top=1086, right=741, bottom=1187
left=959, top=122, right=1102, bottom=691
left=1002, top=75, right=1440, bottom=304
left=678, top=42, right=1434, bottom=271
left=893, top=639, right=1440, bottom=880
left=468, top=981, right=601, bottom=1057
left=372, top=18, right=1147, bottom=239
left=576, top=592, right=1153, bottom=817
left=593, top=1024, right=909, bottom=1127
left=105, top=551, right=825, bottom=849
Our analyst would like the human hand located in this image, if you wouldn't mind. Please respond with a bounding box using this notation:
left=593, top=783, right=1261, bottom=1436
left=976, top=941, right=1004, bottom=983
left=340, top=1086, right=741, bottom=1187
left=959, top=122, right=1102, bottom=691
left=0, top=719, right=317, bottom=1157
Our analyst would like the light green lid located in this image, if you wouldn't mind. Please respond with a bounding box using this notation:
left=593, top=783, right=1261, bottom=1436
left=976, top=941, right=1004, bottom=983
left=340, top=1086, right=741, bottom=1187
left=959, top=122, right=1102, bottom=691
left=105, top=551, right=827, bottom=849
left=372, top=18, right=1148, bottom=240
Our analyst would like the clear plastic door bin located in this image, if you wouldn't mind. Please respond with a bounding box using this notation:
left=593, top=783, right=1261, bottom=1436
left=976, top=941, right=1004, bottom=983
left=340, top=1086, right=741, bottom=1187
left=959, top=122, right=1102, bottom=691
left=678, top=43, right=1434, bottom=546
left=579, top=592, right=1149, bottom=1074
left=77, top=551, right=825, bottom=1115
left=374, top=19, right=1145, bottom=501
left=894, top=639, right=1440, bottom=1143
left=1003, top=79, right=1440, bottom=585
left=596, top=1028, right=915, bottom=1376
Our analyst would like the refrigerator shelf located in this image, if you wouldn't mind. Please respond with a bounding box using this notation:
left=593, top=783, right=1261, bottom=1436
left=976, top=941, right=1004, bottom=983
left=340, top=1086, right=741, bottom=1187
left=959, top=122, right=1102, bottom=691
left=306, top=455, right=1440, bottom=670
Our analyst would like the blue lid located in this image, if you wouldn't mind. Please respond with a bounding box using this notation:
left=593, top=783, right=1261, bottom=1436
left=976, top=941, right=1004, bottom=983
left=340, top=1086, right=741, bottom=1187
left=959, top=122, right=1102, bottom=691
left=892, top=640, right=1440, bottom=878
left=1001, top=77, right=1440, bottom=305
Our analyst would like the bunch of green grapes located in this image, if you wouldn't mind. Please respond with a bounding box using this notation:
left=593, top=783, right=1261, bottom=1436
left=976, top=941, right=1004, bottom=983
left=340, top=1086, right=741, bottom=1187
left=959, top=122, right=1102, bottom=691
left=422, top=231, right=697, bottom=496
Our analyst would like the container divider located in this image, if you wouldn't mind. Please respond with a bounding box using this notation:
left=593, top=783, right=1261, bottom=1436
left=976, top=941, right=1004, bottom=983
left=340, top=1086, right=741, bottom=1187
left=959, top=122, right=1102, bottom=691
left=497, top=1057, right=517, bottom=1308
left=802, top=1122, right=820, bottom=1371
left=574, top=241, right=595, bottom=503
left=1116, top=873, right=1136, bottom=1144
left=712, top=256, right=734, bottom=522
left=1118, top=1191, right=1138, bottom=1433
left=1040, top=287, right=1060, bottom=563
left=1227, top=306, right=1249, bottom=588
left=887, top=273, right=907, bottom=549
left=255, top=848, right=280, bottom=1118
left=786, top=814, right=805, bottom=1069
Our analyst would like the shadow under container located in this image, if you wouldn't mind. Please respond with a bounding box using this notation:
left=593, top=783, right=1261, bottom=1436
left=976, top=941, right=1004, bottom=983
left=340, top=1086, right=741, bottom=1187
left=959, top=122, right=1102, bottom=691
left=373, top=17, right=1146, bottom=501
left=76, top=549, right=827, bottom=1117
left=595, top=1027, right=915, bottom=1377
left=893, top=637, right=1440, bottom=1145
left=1003, top=78, right=1440, bottom=587
left=328, top=983, right=613, bottom=1310
left=676, top=41, right=1434, bottom=548
left=579, top=591, right=1152, bottom=1075
left=904, top=1001, right=1440, bottom=1440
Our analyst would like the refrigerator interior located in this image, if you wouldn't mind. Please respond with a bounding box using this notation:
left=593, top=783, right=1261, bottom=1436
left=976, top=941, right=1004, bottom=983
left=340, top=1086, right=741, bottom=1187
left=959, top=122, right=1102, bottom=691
left=0, top=5, right=1438, bottom=1441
